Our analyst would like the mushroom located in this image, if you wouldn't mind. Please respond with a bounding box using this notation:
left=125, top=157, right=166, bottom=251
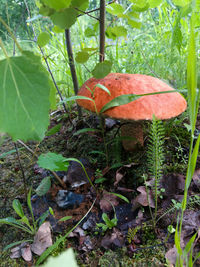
left=76, top=73, right=187, bottom=151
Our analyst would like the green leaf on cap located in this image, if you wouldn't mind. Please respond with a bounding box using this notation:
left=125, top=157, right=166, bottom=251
left=100, top=94, right=142, bottom=113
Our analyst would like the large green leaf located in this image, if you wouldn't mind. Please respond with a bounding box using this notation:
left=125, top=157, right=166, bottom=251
left=92, top=61, right=112, bottom=79
left=148, top=0, right=163, bottom=8
left=106, top=26, right=127, bottom=39
left=70, top=0, right=89, bottom=11
left=39, top=248, right=78, bottom=267
left=37, top=32, right=51, bottom=47
left=50, top=8, right=78, bottom=29
left=0, top=52, right=51, bottom=141
left=75, top=51, right=90, bottom=63
left=41, top=0, right=72, bottom=10
left=37, top=152, right=69, bottom=171
left=106, top=3, right=125, bottom=16
left=172, top=0, right=191, bottom=7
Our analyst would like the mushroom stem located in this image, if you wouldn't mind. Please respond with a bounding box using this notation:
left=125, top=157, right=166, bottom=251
left=121, top=122, right=144, bottom=151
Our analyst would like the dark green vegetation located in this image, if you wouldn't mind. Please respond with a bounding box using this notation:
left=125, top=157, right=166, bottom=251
left=0, top=0, right=200, bottom=266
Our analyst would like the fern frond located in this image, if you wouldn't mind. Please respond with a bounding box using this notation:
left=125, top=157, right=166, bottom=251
left=127, top=226, right=140, bottom=244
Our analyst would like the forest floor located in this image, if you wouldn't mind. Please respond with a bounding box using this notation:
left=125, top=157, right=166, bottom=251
left=0, top=109, right=200, bottom=266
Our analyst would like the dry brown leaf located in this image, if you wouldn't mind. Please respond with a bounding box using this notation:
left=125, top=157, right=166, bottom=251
left=101, top=228, right=124, bottom=249
left=114, top=163, right=138, bottom=187
left=134, top=186, right=155, bottom=208
left=10, top=242, right=32, bottom=261
left=21, top=243, right=32, bottom=262
left=31, top=222, right=52, bottom=255
left=165, top=246, right=177, bottom=266
left=100, top=191, right=119, bottom=212
left=192, top=169, right=200, bottom=187
left=10, top=246, right=22, bottom=259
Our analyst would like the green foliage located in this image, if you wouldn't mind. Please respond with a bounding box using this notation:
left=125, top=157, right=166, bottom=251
left=92, top=60, right=112, bottom=79
left=127, top=226, right=140, bottom=244
left=37, top=152, right=69, bottom=171
left=146, top=115, right=165, bottom=226
left=40, top=248, right=78, bottom=267
left=147, top=116, right=165, bottom=193
left=37, top=32, right=51, bottom=47
left=35, top=176, right=51, bottom=196
left=0, top=188, right=50, bottom=250
left=96, top=213, right=118, bottom=233
left=0, top=51, right=52, bottom=141
left=157, top=195, right=200, bottom=224
left=75, top=51, right=90, bottom=63
left=36, top=198, right=96, bottom=265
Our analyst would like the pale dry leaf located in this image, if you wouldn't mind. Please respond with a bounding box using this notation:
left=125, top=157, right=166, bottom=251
left=100, top=191, right=119, bottom=212
left=192, top=169, right=200, bottom=187
left=114, top=170, right=125, bottom=187
left=165, top=245, right=177, bottom=266
left=135, top=186, right=155, bottom=208
left=101, top=228, right=124, bottom=249
left=31, top=221, right=52, bottom=255
left=114, top=163, right=137, bottom=187
left=21, top=243, right=32, bottom=262
left=10, top=246, right=22, bottom=259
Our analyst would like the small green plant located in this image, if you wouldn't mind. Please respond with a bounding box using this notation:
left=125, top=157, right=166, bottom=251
left=127, top=226, right=140, bottom=244
left=96, top=213, right=118, bottom=233
left=94, top=168, right=107, bottom=184
left=146, top=115, right=165, bottom=226
left=0, top=188, right=50, bottom=249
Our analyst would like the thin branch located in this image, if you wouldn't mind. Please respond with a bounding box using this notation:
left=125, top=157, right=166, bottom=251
left=75, top=8, right=99, bottom=20
left=65, top=29, right=82, bottom=118
left=14, top=142, right=28, bottom=198
left=77, top=0, right=116, bottom=18
left=99, top=0, right=106, bottom=62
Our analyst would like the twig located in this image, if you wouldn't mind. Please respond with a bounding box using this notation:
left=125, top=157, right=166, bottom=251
left=99, top=0, right=106, bottom=63
left=75, top=8, right=99, bottom=20
left=77, top=0, right=116, bottom=18
left=14, top=142, right=28, bottom=198
left=65, top=29, right=82, bottom=118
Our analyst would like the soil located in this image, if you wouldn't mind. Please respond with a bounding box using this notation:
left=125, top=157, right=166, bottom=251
left=0, top=110, right=200, bottom=266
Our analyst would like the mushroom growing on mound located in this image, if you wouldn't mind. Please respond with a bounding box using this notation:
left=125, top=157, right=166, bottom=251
left=77, top=73, right=187, bottom=151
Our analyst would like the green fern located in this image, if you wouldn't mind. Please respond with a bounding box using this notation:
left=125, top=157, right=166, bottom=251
left=127, top=226, right=140, bottom=244
left=157, top=195, right=200, bottom=223
left=146, top=115, right=165, bottom=224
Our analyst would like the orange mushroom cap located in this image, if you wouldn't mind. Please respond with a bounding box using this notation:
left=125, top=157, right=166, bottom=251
left=77, top=73, right=187, bottom=120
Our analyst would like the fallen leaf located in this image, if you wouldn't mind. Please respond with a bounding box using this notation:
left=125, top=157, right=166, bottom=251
left=21, top=243, right=32, bottom=262
left=100, top=191, right=119, bottom=212
left=165, top=246, right=177, bottom=266
left=31, top=222, right=52, bottom=255
left=114, top=163, right=138, bottom=186
left=10, top=246, right=22, bottom=259
left=192, top=169, right=200, bottom=187
left=133, top=186, right=155, bottom=208
left=101, top=228, right=124, bottom=249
